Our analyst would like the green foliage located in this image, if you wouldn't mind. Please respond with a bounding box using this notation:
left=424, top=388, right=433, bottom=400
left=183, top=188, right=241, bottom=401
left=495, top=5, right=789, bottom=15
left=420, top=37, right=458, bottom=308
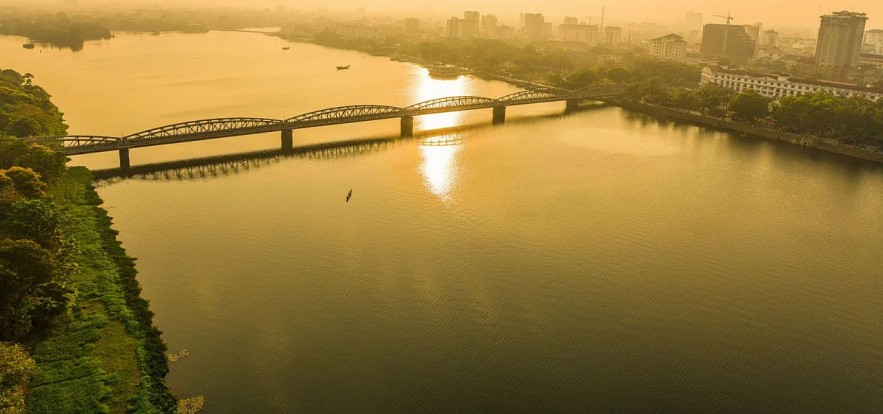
left=696, top=83, right=737, bottom=116
left=0, top=199, right=76, bottom=264
left=15, top=143, right=68, bottom=184
left=0, top=69, right=68, bottom=137
left=627, top=58, right=703, bottom=88
left=0, top=238, right=70, bottom=341
left=560, top=68, right=601, bottom=89
left=1, top=166, right=46, bottom=199
left=0, top=13, right=111, bottom=51
left=729, top=90, right=771, bottom=122
left=0, top=342, right=36, bottom=413
left=604, top=66, right=632, bottom=83
left=405, top=39, right=573, bottom=82
left=670, top=88, right=700, bottom=111
left=0, top=136, right=67, bottom=185
left=0, top=69, right=173, bottom=412
left=772, top=92, right=883, bottom=144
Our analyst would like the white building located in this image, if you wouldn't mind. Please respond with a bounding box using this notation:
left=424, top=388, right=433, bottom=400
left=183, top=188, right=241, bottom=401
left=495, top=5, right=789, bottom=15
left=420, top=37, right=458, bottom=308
left=649, top=34, right=687, bottom=58
left=447, top=15, right=479, bottom=39
left=700, top=66, right=883, bottom=101
left=336, top=25, right=385, bottom=42
left=558, top=23, right=599, bottom=44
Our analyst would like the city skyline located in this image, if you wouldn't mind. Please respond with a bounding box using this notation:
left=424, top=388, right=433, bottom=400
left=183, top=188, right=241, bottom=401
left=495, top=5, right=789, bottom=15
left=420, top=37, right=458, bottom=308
left=4, top=0, right=882, bottom=29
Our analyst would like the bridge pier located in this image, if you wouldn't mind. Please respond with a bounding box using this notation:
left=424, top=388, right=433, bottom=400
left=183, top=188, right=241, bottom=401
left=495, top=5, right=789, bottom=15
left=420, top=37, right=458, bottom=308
left=401, top=116, right=414, bottom=138
left=119, top=148, right=130, bottom=170
left=565, top=98, right=582, bottom=112
left=492, top=106, right=506, bottom=124
left=281, top=129, right=293, bottom=151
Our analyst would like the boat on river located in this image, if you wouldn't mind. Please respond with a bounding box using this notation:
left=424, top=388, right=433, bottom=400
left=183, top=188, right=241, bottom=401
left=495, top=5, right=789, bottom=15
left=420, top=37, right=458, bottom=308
left=22, top=43, right=35, bottom=49
left=282, top=46, right=290, bottom=50
left=336, top=65, right=350, bottom=70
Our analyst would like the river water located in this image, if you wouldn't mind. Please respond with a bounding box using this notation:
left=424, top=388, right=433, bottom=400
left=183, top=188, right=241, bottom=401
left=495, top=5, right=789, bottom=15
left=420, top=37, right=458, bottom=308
left=4, top=31, right=883, bottom=412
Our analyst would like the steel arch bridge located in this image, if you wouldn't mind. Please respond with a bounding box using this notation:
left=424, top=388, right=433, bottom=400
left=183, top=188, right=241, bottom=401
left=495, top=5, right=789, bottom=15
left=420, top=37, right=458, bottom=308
left=405, top=96, right=499, bottom=115
left=29, top=84, right=624, bottom=158
left=284, top=105, right=404, bottom=128
left=125, top=117, right=283, bottom=143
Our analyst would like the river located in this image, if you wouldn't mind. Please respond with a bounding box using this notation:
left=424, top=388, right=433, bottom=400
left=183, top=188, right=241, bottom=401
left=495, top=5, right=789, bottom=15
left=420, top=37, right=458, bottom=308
left=4, top=31, right=883, bottom=412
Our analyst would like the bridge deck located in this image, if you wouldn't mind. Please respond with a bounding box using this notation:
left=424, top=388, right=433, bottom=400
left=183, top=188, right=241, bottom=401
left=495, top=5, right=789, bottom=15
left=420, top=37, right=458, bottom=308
left=31, top=85, right=623, bottom=155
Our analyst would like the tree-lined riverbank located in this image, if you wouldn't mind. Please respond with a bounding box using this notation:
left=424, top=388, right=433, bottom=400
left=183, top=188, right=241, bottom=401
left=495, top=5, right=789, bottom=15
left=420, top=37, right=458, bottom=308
left=25, top=167, right=176, bottom=413
left=611, top=100, right=883, bottom=164
left=1, top=68, right=174, bottom=412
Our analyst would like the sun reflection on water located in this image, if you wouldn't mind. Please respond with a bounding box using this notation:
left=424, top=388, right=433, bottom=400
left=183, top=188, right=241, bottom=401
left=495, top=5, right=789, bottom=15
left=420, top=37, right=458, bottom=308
left=419, top=134, right=463, bottom=202
left=413, top=76, right=471, bottom=131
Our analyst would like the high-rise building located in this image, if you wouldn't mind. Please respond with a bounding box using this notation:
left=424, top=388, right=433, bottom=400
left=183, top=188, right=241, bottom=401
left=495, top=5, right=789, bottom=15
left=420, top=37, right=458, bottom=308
left=685, top=10, right=703, bottom=30
left=865, top=29, right=883, bottom=54
left=744, top=23, right=763, bottom=56
left=743, top=23, right=762, bottom=43
left=700, top=24, right=757, bottom=62
left=815, top=10, right=868, bottom=80
left=558, top=22, right=599, bottom=44
left=605, top=26, right=622, bottom=46
left=522, top=13, right=545, bottom=40
left=763, top=29, right=779, bottom=47
left=447, top=12, right=480, bottom=39
left=481, top=14, right=498, bottom=38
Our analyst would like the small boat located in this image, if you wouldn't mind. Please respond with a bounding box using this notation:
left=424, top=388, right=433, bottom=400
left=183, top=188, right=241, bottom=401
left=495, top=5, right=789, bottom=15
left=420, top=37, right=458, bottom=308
left=22, top=43, right=35, bottom=49
left=346, top=189, right=353, bottom=202
left=282, top=46, right=290, bottom=50
left=336, top=65, right=350, bottom=70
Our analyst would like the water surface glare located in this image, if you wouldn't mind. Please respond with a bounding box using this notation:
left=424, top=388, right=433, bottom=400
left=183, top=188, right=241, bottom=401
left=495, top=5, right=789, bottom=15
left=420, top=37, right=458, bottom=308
left=4, top=31, right=883, bottom=412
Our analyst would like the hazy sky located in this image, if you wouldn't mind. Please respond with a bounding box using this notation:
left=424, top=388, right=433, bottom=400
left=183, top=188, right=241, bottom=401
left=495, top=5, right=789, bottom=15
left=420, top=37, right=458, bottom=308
left=16, top=0, right=883, bottom=28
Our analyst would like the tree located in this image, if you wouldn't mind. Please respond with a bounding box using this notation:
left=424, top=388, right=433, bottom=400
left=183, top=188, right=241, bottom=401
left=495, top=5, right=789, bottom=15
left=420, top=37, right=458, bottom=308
left=562, top=68, right=600, bottom=89
left=0, top=238, right=69, bottom=340
left=604, top=66, right=631, bottom=83
left=0, top=199, right=75, bottom=263
left=729, top=90, right=771, bottom=122
left=670, top=88, right=700, bottom=111
left=1, top=167, right=46, bottom=199
left=696, top=83, right=736, bottom=116
left=0, top=342, right=36, bottom=413
left=0, top=137, right=67, bottom=185
left=15, top=143, right=67, bottom=185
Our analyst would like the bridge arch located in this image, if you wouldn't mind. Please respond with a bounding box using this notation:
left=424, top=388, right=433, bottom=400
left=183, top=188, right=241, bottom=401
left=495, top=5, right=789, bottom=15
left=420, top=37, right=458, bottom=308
left=497, top=89, right=561, bottom=103
left=285, top=105, right=404, bottom=125
left=405, top=96, right=499, bottom=114
left=124, top=117, right=283, bottom=141
left=28, top=135, right=121, bottom=150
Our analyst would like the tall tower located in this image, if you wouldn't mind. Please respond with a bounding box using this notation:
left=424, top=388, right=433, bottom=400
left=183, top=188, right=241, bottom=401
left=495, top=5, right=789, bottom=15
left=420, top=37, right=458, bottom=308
left=815, top=10, right=868, bottom=81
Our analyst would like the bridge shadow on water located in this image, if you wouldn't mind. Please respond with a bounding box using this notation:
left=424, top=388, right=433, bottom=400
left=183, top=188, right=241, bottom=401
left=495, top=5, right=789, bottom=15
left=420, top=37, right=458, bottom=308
left=92, top=105, right=610, bottom=185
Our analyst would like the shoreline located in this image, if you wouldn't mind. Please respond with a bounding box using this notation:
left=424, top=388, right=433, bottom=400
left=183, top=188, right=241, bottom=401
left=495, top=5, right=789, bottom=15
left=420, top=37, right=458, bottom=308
left=275, top=36, right=882, bottom=165
left=609, top=100, right=883, bottom=165
left=28, top=167, right=177, bottom=413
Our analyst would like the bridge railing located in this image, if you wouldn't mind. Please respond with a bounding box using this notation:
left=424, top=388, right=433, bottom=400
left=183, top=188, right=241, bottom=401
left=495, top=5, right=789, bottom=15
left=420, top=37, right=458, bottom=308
left=33, top=84, right=624, bottom=154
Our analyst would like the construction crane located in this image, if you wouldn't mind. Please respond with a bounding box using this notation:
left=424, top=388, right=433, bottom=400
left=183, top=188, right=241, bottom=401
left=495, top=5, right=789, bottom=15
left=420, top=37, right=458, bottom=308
left=713, top=12, right=734, bottom=60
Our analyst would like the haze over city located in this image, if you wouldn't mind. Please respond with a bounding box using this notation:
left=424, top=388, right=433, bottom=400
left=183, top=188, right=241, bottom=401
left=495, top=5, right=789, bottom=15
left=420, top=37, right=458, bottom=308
left=3, top=0, right=882, bottom=28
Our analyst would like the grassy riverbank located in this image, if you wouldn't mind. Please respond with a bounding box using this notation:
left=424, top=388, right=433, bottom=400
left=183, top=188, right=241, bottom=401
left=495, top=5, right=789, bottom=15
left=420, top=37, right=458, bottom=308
left=25, top=167, right=175, bottom=413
